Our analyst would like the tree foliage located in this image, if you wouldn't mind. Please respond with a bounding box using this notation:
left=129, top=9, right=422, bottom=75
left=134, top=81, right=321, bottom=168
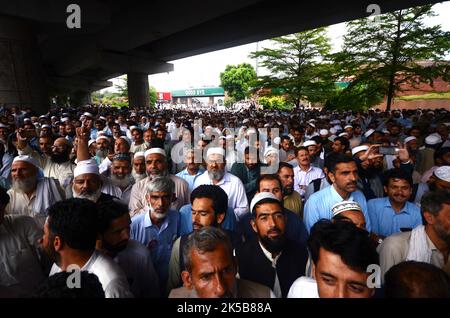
left=331, top=4, right=450, bottom=111
left=219, top=63, right=257, bottom=101
left=257, top=96, right=293, bottom=110
left=149, top=85, right=157, bottom=107
left=250, top=28, right=335, bottom=107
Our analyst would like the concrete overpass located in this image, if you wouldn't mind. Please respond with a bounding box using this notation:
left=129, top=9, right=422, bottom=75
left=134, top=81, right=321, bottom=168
left=0, top=0, right=443, bottom=112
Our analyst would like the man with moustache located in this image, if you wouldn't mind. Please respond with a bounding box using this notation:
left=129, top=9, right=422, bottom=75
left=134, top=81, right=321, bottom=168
left=368, top=169, right=422, bottom=241
left=167, top=185, right=229, bottom=294
left=66, top=157, right=115, bottom=205
left=379, top=190, right=450, bottom=280
left=175, top=148, right=205, bottom=192
left=101, top=153, right=135, bottom=204
left=94, top=135, right=111, bottom=165
left=169, top=227, right=273, bottom=298
left=277, top=162, right=303, bottom=217
left=193, top=147, right=248, bottom=222
left=42, top=198, right=133, bottom=298
left=6, top=156, right=64, bottom=225
left=131, top=151, right=147, bottom=182
left=293, top=147, right=325, bottom=200
left=130, top=176, right=180, bottom=293
left=128, top=147, right=189, bottom=216
left=303, top=154, right=371, bottom=233
left=97, top=199, right=160, bottom=297
left=17, top=129, right=76, bottom=187
left=235, top=192, right=308, bottom=298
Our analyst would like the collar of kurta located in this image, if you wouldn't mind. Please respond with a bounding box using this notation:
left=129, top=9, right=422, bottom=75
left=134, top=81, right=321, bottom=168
left=330, top=183, right=354, bottom=201
left=383, top=197, right=410, bottom=215
left=144, top=207, right=170, bottom=231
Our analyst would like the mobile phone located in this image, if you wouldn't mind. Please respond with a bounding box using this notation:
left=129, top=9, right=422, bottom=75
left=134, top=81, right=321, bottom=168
left=379, top=146, right=399, bottom=155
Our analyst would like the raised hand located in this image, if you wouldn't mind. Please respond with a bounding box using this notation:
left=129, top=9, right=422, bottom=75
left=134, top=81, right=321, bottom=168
left=359, top=144, right=382, bottom=161
left=396, top=142, right=410, bottom=163
left=76, top=126, right=90, bottom=141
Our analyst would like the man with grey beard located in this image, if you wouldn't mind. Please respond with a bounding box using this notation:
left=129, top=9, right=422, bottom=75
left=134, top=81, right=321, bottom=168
left=101, top=153, right=135, bottom=204
left=94, top=135, right=111, bottom=164
left=131, top=176, right=180, bottom=294
left=6, top=155, right=64, bottom=226
left=128, top=148, right=189, bottom=216
left=132, top=151, right=147, bottom=182
left=193, top=147, right=249, bottom=222
left=16, top=129, right=76, bottom=187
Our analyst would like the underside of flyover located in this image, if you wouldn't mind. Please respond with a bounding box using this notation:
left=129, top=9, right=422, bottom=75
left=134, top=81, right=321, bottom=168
left=0, top=0, right=443, bottom=112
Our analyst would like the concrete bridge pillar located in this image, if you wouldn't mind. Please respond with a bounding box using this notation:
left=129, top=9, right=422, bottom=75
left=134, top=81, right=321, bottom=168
left=0, top=17, right=49, bottom=113
left=127, top=72, right=149, bottom=108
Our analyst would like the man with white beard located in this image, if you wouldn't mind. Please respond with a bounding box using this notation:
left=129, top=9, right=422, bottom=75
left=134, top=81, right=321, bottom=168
left=131, top=176, right=179, bottom=294
left=101, top=153, right=135, bottom=204
left=6, top=155, right=64, bottom=226
left=128, top=148, right=189, bottom=216
left=193, top=147, right=249, bottom=222
left=16, top=129, right=76, bottom=187
left=71, top=159, right=115, bottom=203
left=94, top=135, right=111, bottom=165
left=132, top=152, right=147, bottom=182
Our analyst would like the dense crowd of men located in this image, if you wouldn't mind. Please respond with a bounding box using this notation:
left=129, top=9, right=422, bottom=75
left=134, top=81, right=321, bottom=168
left=0, top=103, right=449, bottom=298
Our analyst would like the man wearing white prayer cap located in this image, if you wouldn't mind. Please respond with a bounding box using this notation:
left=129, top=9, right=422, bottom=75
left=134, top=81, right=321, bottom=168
left=193, top=147, right=249, bottom=221
left=305, top=122, right=318, bottom=141
left=5, top=155, right=64, bottom=224
left=319, top=129, right=329, bottom=137
left=16, top=129, right=76, bottom=187
left=351, top=145, right=369, bottom=157
left=264, top=146, right=279, bottom=166
left=129, top=147, right=189, bottom=216
left=132, top=151, right=147, bottom=182
left=417, top=135, right=445, bottom=175
left=430, top=165, right=450, bottom=191
left=331, top=200, right=366, bottom=229
left=364, top=129, right=375, bottom=140
left=71, top=159, right=108, bottom=203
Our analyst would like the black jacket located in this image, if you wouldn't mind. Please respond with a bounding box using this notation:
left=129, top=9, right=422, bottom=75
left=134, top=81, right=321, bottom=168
left=235, top=236, right=308, bottom=298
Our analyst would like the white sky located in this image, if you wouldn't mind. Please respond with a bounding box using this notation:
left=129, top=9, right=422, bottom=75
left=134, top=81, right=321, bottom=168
left=104, top=1, right=450, bottom=93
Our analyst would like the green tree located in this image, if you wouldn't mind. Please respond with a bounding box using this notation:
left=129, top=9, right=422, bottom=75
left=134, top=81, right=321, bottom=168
left=219, top=63, right=257, bottom=101
left=333, top=4, right=450, bottom=111
left=115, top=75, right=128, bottom=97
left=149, top=85, right=157, bottom=107
left=249, top=28, right=335, bottom=108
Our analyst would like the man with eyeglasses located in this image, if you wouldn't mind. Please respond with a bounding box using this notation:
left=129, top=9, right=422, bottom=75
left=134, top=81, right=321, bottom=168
left=16, top=129, right=75, bottom=187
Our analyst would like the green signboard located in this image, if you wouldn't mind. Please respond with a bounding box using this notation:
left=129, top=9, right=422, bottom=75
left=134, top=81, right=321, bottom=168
left=171, top=87, right=225, bottom=97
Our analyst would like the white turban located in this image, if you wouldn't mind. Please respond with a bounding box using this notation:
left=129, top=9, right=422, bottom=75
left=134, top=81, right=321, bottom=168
left=404, top=136, right=417, bottom=144
left=74, top=159, right=99, bottom=178
left=303, top=140, right=317, bottom=147
left=144, top=148, right=166, bottom=158
left=96, top=136, right=109, bottom=142
left=206, top=147, right=225, bottom=158
left=264, top=147, right=278, bottom=157
left=134, top=151, right=145, bottom=158
left=13, top=155, right=41, bottom=169
left=351, top=145, right=369, bottom=156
